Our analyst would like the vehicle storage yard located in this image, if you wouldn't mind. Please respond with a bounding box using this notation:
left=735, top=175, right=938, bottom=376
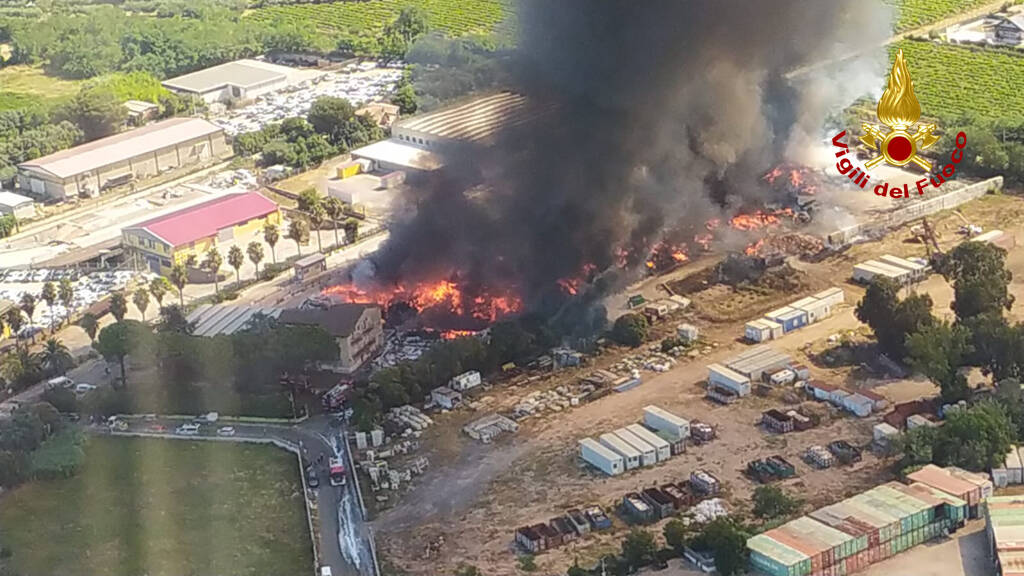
left=369, top=191, right=1024, bottom=576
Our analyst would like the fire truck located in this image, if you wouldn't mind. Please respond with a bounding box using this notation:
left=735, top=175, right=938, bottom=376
left=328, top=457, right=347, bottom=487
left=321, top=381, right=352, bottom=411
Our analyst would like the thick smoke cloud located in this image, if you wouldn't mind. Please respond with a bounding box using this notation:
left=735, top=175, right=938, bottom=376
left=371, top=0, right=891, bottom=310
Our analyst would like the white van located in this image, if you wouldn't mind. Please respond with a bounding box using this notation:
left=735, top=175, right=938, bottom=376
left=320, top=566, right=333, bottom=576
left=46, top=376, right=74, bottom=390
left=175, top=423, right=201, bottom=436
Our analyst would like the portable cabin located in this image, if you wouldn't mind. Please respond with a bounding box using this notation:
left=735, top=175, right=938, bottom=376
left=642, top=405, right=690, bottom=441
left=579, top=437, right=625, bottom=476
left=812, top=287, right=845, bottom=307
left=745, top=318, right=784, bottom=342
left=852, top=261, right=905, bottom=284
left=707, top=363, right=751, bottom=396
left=677, top=323, right=700, bottom=343
left=879, top=254, right=929, bottom=280
left=625, top=423, right=672, bottom=462
left=844, top=393, right=874, bottom=417
left=806, top=380, right=839, bottom=401
left=790, top=296, right=831, bottom=323
left=599, top=433, right=642, bottom=470
left=613, top=428, right=657, bottom=467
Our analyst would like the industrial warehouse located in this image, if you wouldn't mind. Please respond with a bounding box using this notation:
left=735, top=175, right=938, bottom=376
left=162, top=58, right=320, bottom=104
left=16, top=117, right=230, bottom=201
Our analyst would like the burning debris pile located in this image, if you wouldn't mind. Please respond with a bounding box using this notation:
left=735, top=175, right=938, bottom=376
left=326, top=0, right=890, bottom=329
left=744, top=233, right=825, bottom=258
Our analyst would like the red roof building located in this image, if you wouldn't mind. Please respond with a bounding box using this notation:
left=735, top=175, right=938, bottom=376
left=122, top=191, right=281, bottom=275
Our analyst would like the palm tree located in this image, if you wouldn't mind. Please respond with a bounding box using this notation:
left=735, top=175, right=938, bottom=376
left=40, top=281, right=57, bottom=332
left=263, top=221, right=280, bottom=264
left=323, top=196, right=344, bottom=248
left=169, top=263, right=188, bottom=307
left=58, top=277, right=74, bottom=325
left=228, top=245, right=244, bottom=286
left=203, top=246, right=223, bottom=294
left=79, top=312, right=99, bottom=343
left=133, top=287, right=150, bottom=322
left=309, top=203, right=326, bottom=253
left=5, top=307, right=24, bottom=346
left=247, top=241, right=265, bottom=279
left=40, top=338, right=73, bottom=376
left=19, top=292, right=35, bottom=339
left=149, top=276, right=172, bottom=308
left=288, top=217, right=310, bottom=257
left=109, top=291, right=128, bottom=322
left=0, top=346, right=41, bottom=390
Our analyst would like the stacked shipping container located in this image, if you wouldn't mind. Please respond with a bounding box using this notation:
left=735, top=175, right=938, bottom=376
left=744, top=288, right=844, bottom=342
left=748, top=474, right=968, bottom=576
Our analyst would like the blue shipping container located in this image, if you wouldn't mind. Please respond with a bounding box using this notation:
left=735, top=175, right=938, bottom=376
left=776, top=309, right=808, bottom=333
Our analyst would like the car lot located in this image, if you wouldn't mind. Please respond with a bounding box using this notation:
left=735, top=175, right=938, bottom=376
left=0, top=269, right=148, bottom=332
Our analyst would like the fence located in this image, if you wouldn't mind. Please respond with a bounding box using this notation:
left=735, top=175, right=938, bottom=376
left=826, top=176, right=1003, bottom=247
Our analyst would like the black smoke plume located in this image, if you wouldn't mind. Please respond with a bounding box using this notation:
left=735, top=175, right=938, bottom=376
left=368, top=0, right=890, bottom=314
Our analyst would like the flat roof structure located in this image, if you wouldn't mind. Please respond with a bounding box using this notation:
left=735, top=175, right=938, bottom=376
left=186, top=304, right=284, bottom=337
left=19, top=118, right=223, bottom=180
left=395, top=92, right=555, bottom=144
left=0, top=191, right=33, bottom=208
left=906, top=464, right=979, bottom=498
left=124, top=191, right=278, bottom=248
left=162, top=59, right=295, bottom=94
left=349, top=139, right=443, bottom=171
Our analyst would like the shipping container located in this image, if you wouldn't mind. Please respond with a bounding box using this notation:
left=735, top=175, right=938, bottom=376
left=878, top=254, right=929, bottom=280
left=774, top=308, right=810, bottom=333
left=625, top=423, right=672, bottom=462
left=579, top=437, right=624, bottom=476
left=707, top=363, right=751, bottom=396
left=746, top=318, right=785, bottom=342
left=791, top=296, right=831, bottom=323
left=727, top=347, right=794, bottom=381
left=852, top=261, right=907, bottom=284
left=642, top=405, right=690, bottom=441
left=748, top=534, right=812, bottom=576
left=598, top=433, right=641, bottom=470
left=813, top=287, right=845, bottom=307
left=613, top=428, right=657, bottom=467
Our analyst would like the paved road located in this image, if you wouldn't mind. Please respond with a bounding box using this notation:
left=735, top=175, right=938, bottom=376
left=96, top=414, right=374, bottom=576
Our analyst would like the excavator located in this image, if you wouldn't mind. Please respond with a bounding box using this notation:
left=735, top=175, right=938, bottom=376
left=909, top=217, right=945, bottom=268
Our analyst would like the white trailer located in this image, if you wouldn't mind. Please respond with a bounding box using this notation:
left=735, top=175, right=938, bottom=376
left=599, top=433, right=641, bottom=470
left=613, top=428, right=657, bottom=467
left=449, top=370, right=482, bottom=391
left=708, top=363, right=751, bottom=396
left=744, top=318, right=783, bottom=342
left=643, top=405, right=690, bottom=441
left=790, top=296, right=830, bottom=323
left=626, top=423, right=672, bottom=462
left=878, top=254, right=928, bottom=280
left=579, top=438, right=624, bottom=476
left=813, top=287, right=845, bottom=307
left=852, top=261, right=908, bottom=284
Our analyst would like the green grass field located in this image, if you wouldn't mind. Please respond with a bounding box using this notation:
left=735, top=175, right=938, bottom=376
left=0, top=436, right=312, bottom=576
left=883, top=0, right=992, bottom=33
left=247, top=0, right=512, bottom=37
left=0, top=65, right=83, bottom=111
left=893, top=39, right=1024, bottom=122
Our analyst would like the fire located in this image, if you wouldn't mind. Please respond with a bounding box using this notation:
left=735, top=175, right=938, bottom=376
left=694, top=233, right=713, bottom=251
left=645, top=242, right=689, bottom=272
left=762, top=166, right=783, bottom=184
left=440, top=330, right=476, bottom=340
left=763, top=164, right=818, bottom=195
left=323, top=278, right=521, bottom=324
left=729, top=208, right=794, bottom=231
left=705, top=219, right=721, bottom=230
left=672, top=250, right=688, bottom=263
left=745, top=238, right=765, bottom=256
left=557, top=277, right=581, bottom=295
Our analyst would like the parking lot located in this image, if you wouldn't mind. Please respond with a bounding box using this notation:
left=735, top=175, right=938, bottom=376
left=0, top=269, right=148, bottom=333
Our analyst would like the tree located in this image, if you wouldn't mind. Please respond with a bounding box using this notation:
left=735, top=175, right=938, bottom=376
left=78, top=312, right=99, bottom=343
left=95, top=322, right=131, bottom=387
left=323, top=196, right=344, bottom=247
left=247, top=241, right=265, bottom=278
left=933, top=400, right=1015, bottom=471
left=690, top=518, right=749, bottom=576
left=663, top=518, right=688, bottom=555
left=621, top=528, right=656, bottom=570
left=58, top=277, right=74, bottom=324
left=298, top=188, right=321, bottom=213
left=611, top=313, right=648, bottom=347
left=391, top=81, right=418, bottom=115
left=40, top=338, right=73, bottom=376
left=18, top=292, right=35, bottom=331
left=109, top=291, right=128, bottom=322
left=4, top=308, right=24, bottom=345
left=132, top=287, right=150, bottom=322
left=58, top=85, right=128, bottom=140
left=228, top=245, right=245, bottom=286
left=149, top=276, right=171, bottom=308
left=289, top=217, right=310, bottom=257
left=906, top=321, right=974, bottom=403
left=40, top=281, right=57, bottom=332
left=856, top=278, right=934, bottom=360
left=307, top=96, right=356, bottom=144
left=203, top=246, right=223, bottom=294
left=343, top=217, right=359, bottom=244
left=169, top=263, right=188, bottom=307
left=264, top=221, right=280, bottom=264
left=308, top=203, right=326, bottom=253
left=157, top=305, right=193, bottom=335
left=898, top=424, right=939, bottom=471
left=516, top=554, right=537, bottom=572
left=753, top=485, right=801, bottom=519
left=42, top=386, right=78, bottom=413
left=940, top=241, right=1014, bottom=319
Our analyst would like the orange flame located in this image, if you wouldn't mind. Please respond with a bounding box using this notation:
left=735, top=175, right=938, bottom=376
left=729, top=208, right=794, bottom=231
left=694, top=233, right=713, bottom=251
left=323, top=278, right=521, bottom=323
left=441, top=329, right=476, bottom=340
left=745, top=238, right=765, bottom=256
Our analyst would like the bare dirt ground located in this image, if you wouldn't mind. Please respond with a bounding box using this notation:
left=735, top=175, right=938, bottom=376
left=373, top=191, right=1024, bottom=576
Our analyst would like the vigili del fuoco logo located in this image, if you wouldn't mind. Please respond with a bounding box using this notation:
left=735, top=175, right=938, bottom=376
left=830, top=49, right=968, bottom=198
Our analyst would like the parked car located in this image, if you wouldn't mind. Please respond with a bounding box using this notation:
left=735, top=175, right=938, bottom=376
left=216, top=426, right=236, bottom=437
left=307, top=467, right=320, bottom=488
left=46, top=376, right=73, bottom=390
left=74, top=383, right=97, bottom=394
left=175, top=423, right=201, bottom=435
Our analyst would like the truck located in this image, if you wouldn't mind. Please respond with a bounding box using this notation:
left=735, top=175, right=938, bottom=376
left=322, top=382, right=352, bottom=411
left=328, top=457, right=347, bottom=486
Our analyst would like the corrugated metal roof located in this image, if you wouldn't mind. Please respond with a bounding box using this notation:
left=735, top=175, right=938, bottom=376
left=19, top=117, right=223, bottom=179
left=765, top=306, right=796, bottom=320
left=907, top=464, right=977, bottom=497
left=125, top=192, right=278, bottom=248
left=0, top=191, right=33, bottom=208
left=643, top=405, right=689, bottom=426
left=747, top=534, right=810, bottom=567
left=162, top=59, right=291, bottom=93
left=350, top=138, right=443, bottom=171
left=906, top=482, right=967, bottom=508
left=396, top=92, right=555, bottom=143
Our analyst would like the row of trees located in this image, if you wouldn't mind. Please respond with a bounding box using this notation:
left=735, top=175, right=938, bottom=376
left=0, top=401, right=70, bottom=490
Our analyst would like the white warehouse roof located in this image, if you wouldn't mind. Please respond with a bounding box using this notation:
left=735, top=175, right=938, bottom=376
left=19, top=117, right=223, bottom=180
left=350, top=139, right=443, bottom=171
left=186, top=304, right=283, bottom=337
left=0, top=191, right=33, bottom=208
left=162, top=59, right=296, bottom=94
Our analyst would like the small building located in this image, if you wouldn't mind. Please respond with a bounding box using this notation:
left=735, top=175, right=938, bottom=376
left=18, top=117, right=229, bottom=201
left=813, top=287, right=845, bottom=307
left=515, top=525, right=544, bottom=553
left=641, top=487, right=676, bottom=519
left=745, top=318, right=784, bottom=342
left=690, top=470, right=720, bottom=495
left=124, top=99, right=159, bottom=125
left=872, top=422, right=900, bottom=446
left=844, top=393, right=874, bottom=417
left=852, top=260, right=910, bottom=285
left=643, top=405, right=690, bottom=441
left=883, top=399, right=937, bottom=429
left=762, top=409, right=795, bottom=433
left=707, top=363, right=751, bottom=396
left=449, top=370, right=482, bottom=392
left=878, top=254, right=929, bottom=281
left=0, top=190, right=35, bottom=221
left=293, top=252, right=327, bottom=282
left=625, top=423, right=672, bottom=462
left=725, top=345, right=792, bottom=381
left=856, top=389, right=889, bottom=411
left=279, top=303, right=384, bottom=374
left=907, top=414, right=936, bottom=430
left=995, top=14, right=1024, bottom=45
left=765, top=306, right=809, bottom=333
left=623, top=492, right=655, bottom=523
left=356, top=102, right=401, bottom=128
left=789, top=296, right=830, bottom=324
left=122, top=191, right=281, bottom=275
left=579, top=437, right=624, bottom=476
left=614, top=428, right=657, bottom=467
left=599, top=433, right=642, bottom=470
left=430, top=386, right=462, bottom=410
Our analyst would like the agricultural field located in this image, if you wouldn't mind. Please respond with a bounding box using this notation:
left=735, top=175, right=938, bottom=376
left=892, top=39, right=1024, bottom=122
left=0, top=65, right=83, bottom=112
left=0, top=436, right=312, bottom=576
left=883, top=0, right=993, bottom=32
left=247, top=0, right=512, bottom=37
